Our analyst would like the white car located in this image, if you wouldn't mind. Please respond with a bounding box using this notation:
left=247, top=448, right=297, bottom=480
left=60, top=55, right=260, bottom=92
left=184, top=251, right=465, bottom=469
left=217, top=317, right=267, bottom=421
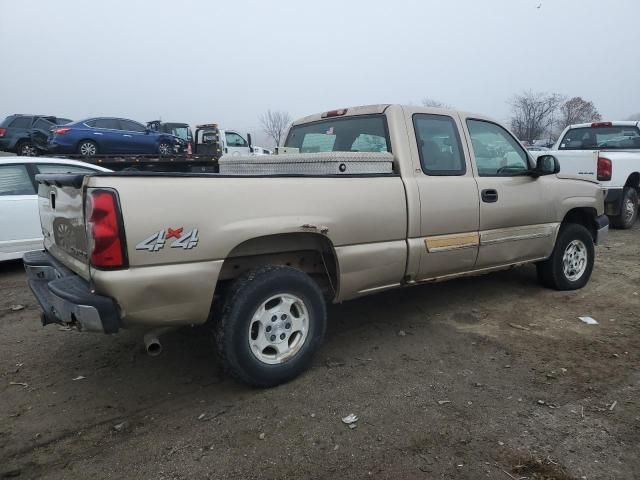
left=0, top=156, right=110, bottom=261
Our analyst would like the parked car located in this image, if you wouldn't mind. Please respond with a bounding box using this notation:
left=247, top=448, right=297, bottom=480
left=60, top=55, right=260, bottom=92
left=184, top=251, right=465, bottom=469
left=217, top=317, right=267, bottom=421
left=45, top=117, right=185, bottom=156
left=0, top=115, right=72, bottom=156
left=0, top=157, right=110, bottom=261
left=539, top=121, right=640, bottom=229
left=26, top=104, right=607, bottom=388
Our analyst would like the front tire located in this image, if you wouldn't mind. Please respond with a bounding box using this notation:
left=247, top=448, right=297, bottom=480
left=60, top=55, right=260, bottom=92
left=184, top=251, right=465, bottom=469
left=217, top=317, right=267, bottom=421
left=536, top=223, right=595, bottom=290
left=610, top=187, right=638, bottom=229
left=77, top=140, right=98, bottom=157
left=17, top=141, right=38, bottom=156
left=215, top=266, right=327, bottom=388
left=158, top=142, right=172, bottom=156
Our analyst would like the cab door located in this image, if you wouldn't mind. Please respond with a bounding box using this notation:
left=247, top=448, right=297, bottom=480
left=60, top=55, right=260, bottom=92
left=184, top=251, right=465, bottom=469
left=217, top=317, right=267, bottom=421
left=408, top=110, right=480, bottom=280
left=224, top=131, right=250, bottom=156
left=463, top=117, right=558, bottom=268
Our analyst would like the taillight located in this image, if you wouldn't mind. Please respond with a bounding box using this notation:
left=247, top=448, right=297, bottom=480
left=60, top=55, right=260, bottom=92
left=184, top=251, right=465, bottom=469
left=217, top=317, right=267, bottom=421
left=597, top=157, right=612, bottom=181
left=591, top=122, right=612, bottom=127
left=0, top=128, right=6, bottom=137
left=54, top=127, right=71, bottom=135
left=86, top=190, right=127, bottom=268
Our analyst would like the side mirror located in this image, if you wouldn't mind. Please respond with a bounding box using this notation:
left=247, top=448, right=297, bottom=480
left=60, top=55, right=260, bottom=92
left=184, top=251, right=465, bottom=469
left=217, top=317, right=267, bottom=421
left=534, top=154, right=560, bottom=176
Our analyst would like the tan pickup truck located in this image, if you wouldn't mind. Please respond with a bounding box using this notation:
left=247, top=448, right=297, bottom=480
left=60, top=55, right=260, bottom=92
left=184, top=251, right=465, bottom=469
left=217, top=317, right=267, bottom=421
left=25, top=104, right=608, bottom=387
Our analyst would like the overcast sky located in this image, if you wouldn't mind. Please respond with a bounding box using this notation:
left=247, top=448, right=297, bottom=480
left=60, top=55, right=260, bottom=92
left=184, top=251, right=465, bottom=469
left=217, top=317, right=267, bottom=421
left=1, top=0, right=639, bottom=144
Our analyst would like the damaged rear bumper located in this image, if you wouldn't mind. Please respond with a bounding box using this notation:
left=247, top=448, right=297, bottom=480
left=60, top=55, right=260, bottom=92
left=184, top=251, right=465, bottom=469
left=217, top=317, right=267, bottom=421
left=23, top=251, right=120, bottom=333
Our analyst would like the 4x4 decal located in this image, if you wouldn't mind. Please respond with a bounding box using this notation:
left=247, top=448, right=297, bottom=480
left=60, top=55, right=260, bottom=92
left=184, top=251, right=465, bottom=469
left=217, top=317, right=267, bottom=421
left=136, top=227, right=199, bottom=252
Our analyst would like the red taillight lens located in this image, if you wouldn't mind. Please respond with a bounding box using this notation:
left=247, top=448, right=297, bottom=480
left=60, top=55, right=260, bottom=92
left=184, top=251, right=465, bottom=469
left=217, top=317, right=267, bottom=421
left=597, top=157, right=612, bottom=181
left=86, top=190, right=126, bottom=268
left=54, top=127, right=71, bottom=135
left=0, top=128, right=6, bottom=137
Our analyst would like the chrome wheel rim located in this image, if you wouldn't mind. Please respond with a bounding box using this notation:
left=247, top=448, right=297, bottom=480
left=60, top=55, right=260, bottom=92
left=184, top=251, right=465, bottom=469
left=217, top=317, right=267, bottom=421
left=248, top=293, right=309, bottom=365
left=21, top=144, right=37, bottom=156
left=80, top=142, right=96, bottom=156
left=562, top=239, right=588, bottom=281
left=623, top=197, right=636, bottom=224
left=159, top=143, right=171, bottom=155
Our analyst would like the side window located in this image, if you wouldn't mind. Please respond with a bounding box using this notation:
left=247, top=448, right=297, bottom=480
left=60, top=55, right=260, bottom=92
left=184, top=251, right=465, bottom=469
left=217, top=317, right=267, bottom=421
left=413, top=114, right=466, bottom=175
left=9, top=117, right=32, bottom=129
left=225, top=132, right=247, bottom=147
left=0, top=165, right=36, bottom=196
left=120, top=120, right=146, bottom=132
left=36, top=164, right=95, bottom=174
left=93, top=119, right=120, bottom=130
left=466, top=120, right=530, bottom=176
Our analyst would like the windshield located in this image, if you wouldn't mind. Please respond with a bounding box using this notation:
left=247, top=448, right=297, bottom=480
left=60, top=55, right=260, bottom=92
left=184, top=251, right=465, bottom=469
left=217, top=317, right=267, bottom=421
left=285, top=114, right=390, bottom=153
left=558, top=126, right=640, bottom=150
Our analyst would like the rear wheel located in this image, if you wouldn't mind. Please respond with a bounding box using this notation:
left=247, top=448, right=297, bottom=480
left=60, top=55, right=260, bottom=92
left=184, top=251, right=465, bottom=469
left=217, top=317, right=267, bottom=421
left=17, top=141, right=38, bottom=156
left=77, top=140, right=97, bottom=157
left=610, top=187, right=638, bottom=229
left=214, top=265, right=327, bottom=388
left=536, top=223, right=594, bottom=290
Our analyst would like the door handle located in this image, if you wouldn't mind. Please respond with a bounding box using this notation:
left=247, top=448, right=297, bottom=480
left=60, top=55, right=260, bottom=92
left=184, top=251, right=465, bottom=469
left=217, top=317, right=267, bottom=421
left=481, top=189, right=498, bottom=203
left=123, top=134, right=132, bottom=137
left=93, top=132, right=103, bottom=135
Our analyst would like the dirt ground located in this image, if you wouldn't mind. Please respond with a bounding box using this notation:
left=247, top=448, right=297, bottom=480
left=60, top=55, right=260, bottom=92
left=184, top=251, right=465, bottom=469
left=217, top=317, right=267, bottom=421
left=1, top=227, right=638, bottom=480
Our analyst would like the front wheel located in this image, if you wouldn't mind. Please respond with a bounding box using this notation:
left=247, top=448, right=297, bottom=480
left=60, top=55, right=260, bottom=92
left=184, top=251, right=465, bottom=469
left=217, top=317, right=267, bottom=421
left=17, top=141, right=38, bottom=156
left=158, top=142, right=172, bottom=156
left=215, top=266, right=327, bottom=388
left=610, top=187, right=638, bottom=229
left=536, top=223, right=595, bottom=290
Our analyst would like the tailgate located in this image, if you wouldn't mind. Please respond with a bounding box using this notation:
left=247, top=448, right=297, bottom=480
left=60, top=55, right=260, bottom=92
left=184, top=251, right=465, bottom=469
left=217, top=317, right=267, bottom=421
left=533, top=150, right=599, bottom=183
left=36, top=174, right=91, bottom=279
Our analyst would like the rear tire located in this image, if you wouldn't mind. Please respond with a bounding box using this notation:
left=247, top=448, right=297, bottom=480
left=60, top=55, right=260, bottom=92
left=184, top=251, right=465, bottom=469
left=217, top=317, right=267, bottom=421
left=77, top=140, right=98, bottom=157
left=610, top=187, right=638, bottom=229
left=536, top=223, right=594, bottom=291
left=214, top=266, right=327, bottom=388
left=17, top=141, right=38, bottom=156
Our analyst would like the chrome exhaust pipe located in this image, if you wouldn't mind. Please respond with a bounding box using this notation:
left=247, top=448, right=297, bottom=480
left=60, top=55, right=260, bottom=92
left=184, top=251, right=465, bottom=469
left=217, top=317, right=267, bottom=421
left=143, top=328, right=173, bottom=357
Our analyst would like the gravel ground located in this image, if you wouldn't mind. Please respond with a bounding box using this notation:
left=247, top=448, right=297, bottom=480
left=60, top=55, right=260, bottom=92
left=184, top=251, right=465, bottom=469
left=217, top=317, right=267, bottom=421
left=1, top=226, right=639, bottom=480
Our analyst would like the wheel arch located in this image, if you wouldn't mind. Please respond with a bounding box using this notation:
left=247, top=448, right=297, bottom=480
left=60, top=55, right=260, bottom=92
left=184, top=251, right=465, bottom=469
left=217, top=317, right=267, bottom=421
left=561, top=207, right=598, bottom=241
left=215, top=232, right=339, bottom=302
left=625, top=172, right=640, bottom=190
left=76, top=138, right=98, bottom=150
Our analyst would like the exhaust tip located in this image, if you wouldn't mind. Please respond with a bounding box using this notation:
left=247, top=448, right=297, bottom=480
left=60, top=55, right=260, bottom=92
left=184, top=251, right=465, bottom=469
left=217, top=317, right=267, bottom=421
left=146, top=340, right=162, bottom=357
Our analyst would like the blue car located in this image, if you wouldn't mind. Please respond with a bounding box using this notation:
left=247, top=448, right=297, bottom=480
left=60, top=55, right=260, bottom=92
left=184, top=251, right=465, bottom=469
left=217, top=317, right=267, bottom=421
left=46, top=117, right=184, bottom=156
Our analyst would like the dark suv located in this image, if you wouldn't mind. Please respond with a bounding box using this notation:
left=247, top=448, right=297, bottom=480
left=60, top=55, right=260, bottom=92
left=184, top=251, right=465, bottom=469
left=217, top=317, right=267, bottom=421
left=0, top=115, right=72, bottom=156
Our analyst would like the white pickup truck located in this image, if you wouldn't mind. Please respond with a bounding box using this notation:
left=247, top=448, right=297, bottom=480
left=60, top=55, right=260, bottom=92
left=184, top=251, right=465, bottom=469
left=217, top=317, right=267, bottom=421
left=547, top=121, right=640, bottom=229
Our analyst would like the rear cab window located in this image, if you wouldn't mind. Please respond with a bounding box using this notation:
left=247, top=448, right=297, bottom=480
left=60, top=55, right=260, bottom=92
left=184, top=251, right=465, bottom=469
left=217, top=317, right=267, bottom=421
left=285, top=114, right=390, bottom=153
left=413, top=114, right=465, bottom=175
left=558, top=125, right=640, bottom=150
left=0, top=164, right=36, bottom=196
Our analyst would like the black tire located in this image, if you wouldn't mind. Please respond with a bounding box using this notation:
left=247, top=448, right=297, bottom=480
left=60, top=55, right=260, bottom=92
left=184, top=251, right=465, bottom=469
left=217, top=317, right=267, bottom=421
left=77, top=140, right=98, bottom=157
left=215, top=265, right=327, bottom=388
left=536, top=223, right=595, bottom=291
left=158, top=142, right=172, bottom=156
left=610, top=187, right=638, bottom=229
left=17, top=140, right=38, bottom=156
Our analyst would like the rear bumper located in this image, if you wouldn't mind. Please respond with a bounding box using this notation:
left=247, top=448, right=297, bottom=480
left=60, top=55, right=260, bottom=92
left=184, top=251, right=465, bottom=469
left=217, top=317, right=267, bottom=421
left=594, top=214, right=609, bottom=245
left=604, top=187, right=623, bottom=216
left=23, top=251, right=120, bottom=333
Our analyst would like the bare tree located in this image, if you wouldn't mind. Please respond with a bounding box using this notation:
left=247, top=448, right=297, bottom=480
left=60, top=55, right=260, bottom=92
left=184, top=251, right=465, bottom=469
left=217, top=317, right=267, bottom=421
left=259, top=110, right=292, bottom=146
left=509, top=90, right=565, bottom=143
left=421, top=98, right=452, bottom=109
left=557, top=97, right=601, bottom=130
